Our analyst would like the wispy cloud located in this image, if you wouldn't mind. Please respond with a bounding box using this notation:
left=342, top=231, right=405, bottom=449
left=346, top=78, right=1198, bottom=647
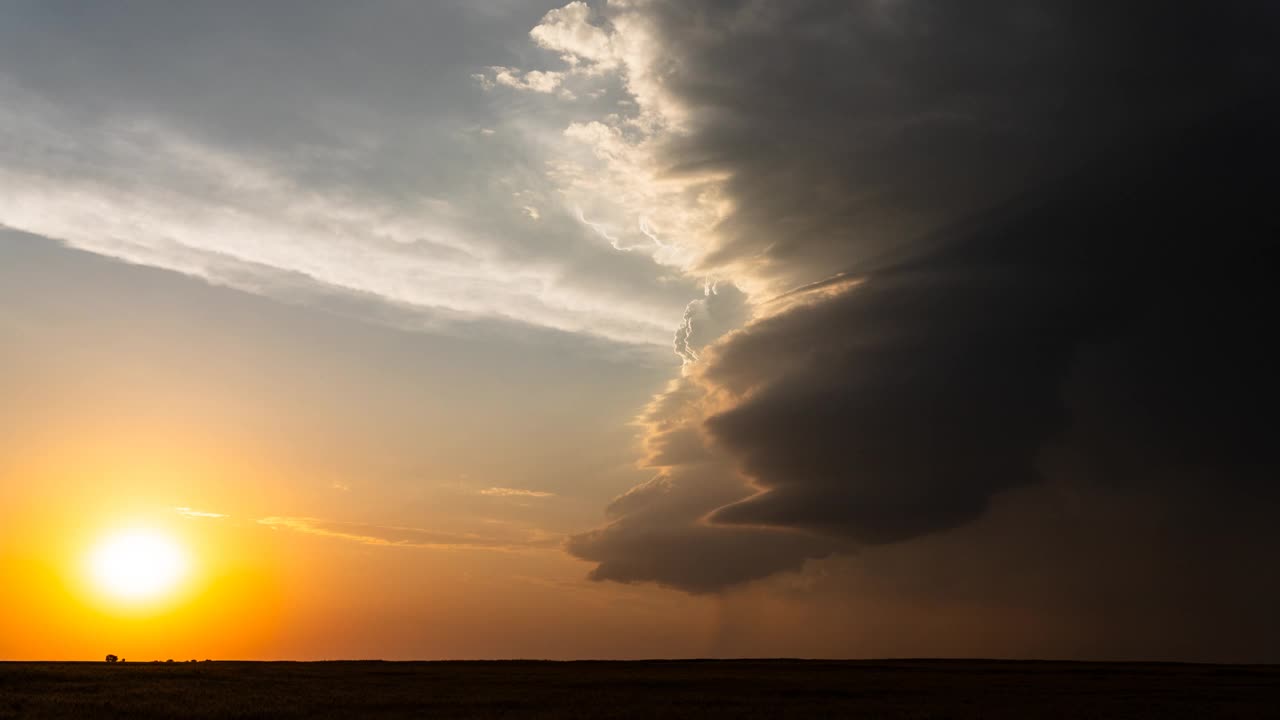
left=0, top=76, right=688, bottom=349
left=257, top=516, right=558, bottom=552
left=479, top=487, right=556, bottom=498
left=174, top=507, right=228, bottom=519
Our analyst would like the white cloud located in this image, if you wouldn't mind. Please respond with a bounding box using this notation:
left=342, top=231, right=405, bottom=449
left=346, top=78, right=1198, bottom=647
left=488, top=66, right=566, bottom=94
left=552, top=121, right=731, bottom=272
left=496, top=1, right=759, bottom=320
left=529, top=1, right=619, bottom=73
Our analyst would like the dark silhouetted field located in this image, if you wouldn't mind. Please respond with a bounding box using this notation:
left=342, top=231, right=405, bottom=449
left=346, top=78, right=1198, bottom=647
left=2, top=659, right=1277, bottom=718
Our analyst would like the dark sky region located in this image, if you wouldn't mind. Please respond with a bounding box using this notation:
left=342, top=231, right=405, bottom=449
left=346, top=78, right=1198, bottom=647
left=1, top=1, right=1277, bottom=662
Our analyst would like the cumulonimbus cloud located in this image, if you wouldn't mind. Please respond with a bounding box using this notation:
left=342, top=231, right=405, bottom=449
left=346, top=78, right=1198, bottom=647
left=497, top=0, right=1280, bottom=593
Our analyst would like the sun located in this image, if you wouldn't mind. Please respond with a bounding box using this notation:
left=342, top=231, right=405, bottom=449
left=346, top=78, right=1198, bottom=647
left=88, top=529, right=189, bottom=602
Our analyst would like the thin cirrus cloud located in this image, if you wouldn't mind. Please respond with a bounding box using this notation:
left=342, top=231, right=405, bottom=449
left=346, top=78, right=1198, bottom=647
left=479, top=488, right=556, bottom=499
left=172, top=504, right=559, bottom=551
left=257, top=516, right=560, bottom=553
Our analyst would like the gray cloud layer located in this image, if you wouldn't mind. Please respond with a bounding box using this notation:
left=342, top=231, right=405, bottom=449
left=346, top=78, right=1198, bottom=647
left=0, top=1, right=704, bottom=348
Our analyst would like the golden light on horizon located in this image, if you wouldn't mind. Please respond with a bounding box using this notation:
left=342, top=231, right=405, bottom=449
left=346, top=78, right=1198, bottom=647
left=87, top=529, right=189, bottom=604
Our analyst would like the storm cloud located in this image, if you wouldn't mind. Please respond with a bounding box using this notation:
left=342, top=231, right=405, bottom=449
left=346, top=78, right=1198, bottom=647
left=528, top=1, right=1280, bottom=594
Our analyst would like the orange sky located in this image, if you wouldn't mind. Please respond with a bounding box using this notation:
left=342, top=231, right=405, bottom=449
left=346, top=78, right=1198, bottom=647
left=2, top=1, right=1277, bottom=665
left=0, top=237, right=710, bottom=661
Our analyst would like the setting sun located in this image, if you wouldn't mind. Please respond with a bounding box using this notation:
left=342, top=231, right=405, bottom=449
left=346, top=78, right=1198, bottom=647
left=88, top=529, right=189, bottom=603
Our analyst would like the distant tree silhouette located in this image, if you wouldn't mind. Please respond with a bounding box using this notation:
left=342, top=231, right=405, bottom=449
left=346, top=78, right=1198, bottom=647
left=105, top=655, right=118, bottom=664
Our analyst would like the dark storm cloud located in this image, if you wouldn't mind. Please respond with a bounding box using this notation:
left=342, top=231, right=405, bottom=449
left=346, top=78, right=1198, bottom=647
left=704, top=273, right=1082, bottom=544
left=566, top=0, right=1279, bottom=593
left=649, top=0, right=1278, bottom=288
left=565, top=465, right=837, bottom=593
left=705, top=104, right=1280, bottom=539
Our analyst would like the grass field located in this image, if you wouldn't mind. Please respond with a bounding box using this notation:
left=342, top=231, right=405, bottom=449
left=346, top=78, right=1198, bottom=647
left=1, top=659, right=1277, bottom=718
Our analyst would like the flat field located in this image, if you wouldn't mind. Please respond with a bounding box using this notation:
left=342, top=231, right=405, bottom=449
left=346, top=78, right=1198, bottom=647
left=1, top=659, right=1276, bottom=719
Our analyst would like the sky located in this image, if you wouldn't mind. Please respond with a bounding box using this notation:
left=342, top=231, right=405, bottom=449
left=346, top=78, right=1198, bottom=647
left=1, top=0, right=1277, bottom=662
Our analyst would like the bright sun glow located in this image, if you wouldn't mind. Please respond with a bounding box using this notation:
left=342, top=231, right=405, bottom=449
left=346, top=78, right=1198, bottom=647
left=89, top=529, right=189, bottom=602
